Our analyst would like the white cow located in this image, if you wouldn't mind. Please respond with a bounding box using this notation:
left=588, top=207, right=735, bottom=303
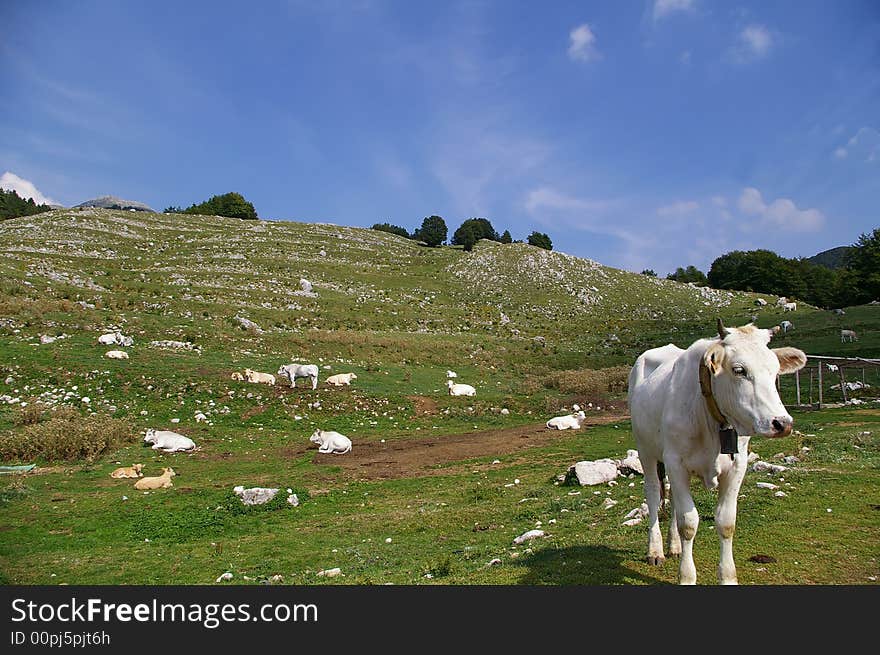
left=782, top=302, right=797, bottom=312
left=325, top=372, right=357, bottom=386
left=840, top=329, right=858, bottom=343
left=446, top=370, right=458, bottom=379
left=780, top=320, right=793, bottom=333
left=310, top=429, right=352, bottom=454
left=832, top=308, right=846, bottom=316
left=776, top=297, right=788, bottom=307
left=447, top=380, right=476, bottom=396
left=754, top=299, right=767, bottom=306
left=277, top=363, right=319, bottom=389
left=244, top=368, right=276, bottom=385
left=105, top=350, right=129, bottom=360
left=98, top=332, right=133, bottom=347
left=628, top=320, right=805, bottom=584
left=546, top=410, right=586, bottom=430
left=144, top=429, right=196, bottom=452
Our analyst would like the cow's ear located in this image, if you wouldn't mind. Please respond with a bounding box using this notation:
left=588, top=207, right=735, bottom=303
left=703, top=342, right=726, bottom=375
left=773, top=347, right=807, bottom=375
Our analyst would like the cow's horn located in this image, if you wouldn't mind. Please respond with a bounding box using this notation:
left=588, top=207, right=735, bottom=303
left=717, top=318, right=727, bottom=340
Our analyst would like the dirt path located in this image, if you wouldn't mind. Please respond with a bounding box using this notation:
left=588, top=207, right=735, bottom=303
left=307, top=412, right=630, bottom=481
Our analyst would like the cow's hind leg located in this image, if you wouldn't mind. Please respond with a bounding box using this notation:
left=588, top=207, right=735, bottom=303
left=665, top=471, right=682, bottom=558
left=668, top=462, right=699, bottom=584
left=642, top=456, right=665, bottom=565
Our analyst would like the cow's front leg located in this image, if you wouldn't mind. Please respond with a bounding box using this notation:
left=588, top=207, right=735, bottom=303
left=715, top=452, right=748, bottom=584
left=668, top=462, right=699, bottom=584
left=312, top=377, right=317, bottom=390
left=667, top=484, right=682, bottom=558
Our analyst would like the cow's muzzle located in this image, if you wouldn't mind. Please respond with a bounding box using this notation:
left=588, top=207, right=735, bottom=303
left=770, top=416, right=793, bottom=437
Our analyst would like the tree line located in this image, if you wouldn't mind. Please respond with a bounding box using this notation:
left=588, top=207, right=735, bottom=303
left=648, top=227, right=880, bottom=308
left=372, top=215, right=552, bottom=251
left=0, top=188, right=53, bottom=220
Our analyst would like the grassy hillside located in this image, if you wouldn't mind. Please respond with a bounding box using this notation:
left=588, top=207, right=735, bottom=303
left=0, top=208, right=877, bottom=585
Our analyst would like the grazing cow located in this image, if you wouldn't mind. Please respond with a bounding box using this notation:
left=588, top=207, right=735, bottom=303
left=833, top=309, right=846, bottom=316
left=325, top=372, right=357, bottom=386
left=782, top=302, right=797, bottom=312
left=310, top=429, right=352, bottom=454
left=447, top=380, right=476, bottom=396
left=277, top=363, right=319, bottom=389
left=841, top=329, right=858, bottom=343
left=776, top=297, right=788, bottom=307
left=627, top=319, right=806, bottom=584
left=144, top=429, right=196, bottom=452
left=780, top=320, right=793, bottom=334
left=244, top=368, right=276, bottom=385
left=546, top=410, right=587, bottom=430
left=826, top=363, right=839, bottom=372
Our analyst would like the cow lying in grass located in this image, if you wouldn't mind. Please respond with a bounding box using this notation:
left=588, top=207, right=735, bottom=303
left=546, top=410, right=586, bottom=430
left=244, top=368, right=276, bottom=385
left=144, top=429, right=196, bottom=452
left=134, top=467, right=176, bottom=490
left=325, top=372, right=357, bottom=386
left=310, top=429, right=352, bottom=454
left=110, top=463, right=143, bottom=478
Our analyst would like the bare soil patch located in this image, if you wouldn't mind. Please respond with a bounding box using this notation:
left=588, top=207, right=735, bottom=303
left=307, top=412, right=630, bottom=481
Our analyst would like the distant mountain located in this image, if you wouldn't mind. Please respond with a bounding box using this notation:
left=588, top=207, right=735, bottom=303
left=75, top=195, right=155, bottom=213
left=805, top=246, right=853, bottom=270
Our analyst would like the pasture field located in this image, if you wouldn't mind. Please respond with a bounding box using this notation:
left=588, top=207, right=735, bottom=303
left=0, top=209, right=877, bottom=585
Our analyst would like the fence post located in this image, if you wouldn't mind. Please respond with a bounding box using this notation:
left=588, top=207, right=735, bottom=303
left=818, top=364, right=823, bottom=407
left=839, top=367, right=847, bottom=404
left=795, top=369, right=801, bottom=406
left=809, top=368, right=814, bottom=406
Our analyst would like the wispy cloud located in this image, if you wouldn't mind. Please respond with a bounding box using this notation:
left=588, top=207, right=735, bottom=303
left=729, top=24, right=774, bottom=63
left=568, top=23, right=601, bottom=62
left=0, top=171, right=58, bottom=205
left=737, top=187, right=824, bottom=231
left=653, top=0, right=696, bottom=21
left=657, top=200, right=699, bottom=217
left=833, top=127, right=880, bottom=162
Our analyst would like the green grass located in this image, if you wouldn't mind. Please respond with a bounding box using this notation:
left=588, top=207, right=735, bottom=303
left=0, top=208, right=878, bottom=585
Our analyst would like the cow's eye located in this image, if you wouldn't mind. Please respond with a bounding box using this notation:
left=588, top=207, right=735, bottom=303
left=732, top=365, right=747, bottom=377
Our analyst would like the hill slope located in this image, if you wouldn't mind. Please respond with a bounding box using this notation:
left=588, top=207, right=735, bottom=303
left=806, top=245, right=852, bottom=270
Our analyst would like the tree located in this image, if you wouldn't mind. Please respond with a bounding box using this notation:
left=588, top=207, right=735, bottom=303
left=500, top=229, right=512, bottom=244
left=164, top=205, right=183, bottom=213
left=452, top=218, right=499, bottom=246
left=527, top=231, right=552, bottom=250
left=667, top=265, right=707, bottom=285
left=844, top=227, right=880, bottom=304
left=182, top=192, right=258, bottom=219
left=371, top=222, right=410, bottom=238
left=641, top=269, right=657, bottom=277
left=413, top=215, right=447, bottom=247
left=454, top=223, right=479, bottom=252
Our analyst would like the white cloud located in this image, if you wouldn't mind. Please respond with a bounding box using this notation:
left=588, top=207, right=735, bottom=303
left=730, top=24, right=774, bottom=62
left=833, top=127, right=880, bottom=162
left=568, top=23, right=601, bottom=62
left=653, top=0, right=696, bottom=21
left=737, top=187, right=823, bottom=231
left=0, top=172, right=58, bottom=206
left=657, top=200, right=699, bottom=217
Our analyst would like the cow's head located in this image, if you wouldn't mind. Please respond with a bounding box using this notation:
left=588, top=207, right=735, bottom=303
left=703, top=320, right=806, bottom=438
left=309, top=430, right=323, bottom=444
left=144, top=429, right=157, bottom=444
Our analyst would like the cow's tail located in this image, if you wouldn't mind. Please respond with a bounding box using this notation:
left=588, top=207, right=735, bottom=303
left=657, top=462, right=666, bottom=506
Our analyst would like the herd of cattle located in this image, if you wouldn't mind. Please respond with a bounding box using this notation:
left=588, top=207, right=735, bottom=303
left=91, top=298, right=866, bottom=585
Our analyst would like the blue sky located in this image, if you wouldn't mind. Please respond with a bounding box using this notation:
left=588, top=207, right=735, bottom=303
left=2, top=0, right=878, bottom=275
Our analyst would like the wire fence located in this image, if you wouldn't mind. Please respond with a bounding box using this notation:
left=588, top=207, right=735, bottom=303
left=778, top=355, right=880, bottom=408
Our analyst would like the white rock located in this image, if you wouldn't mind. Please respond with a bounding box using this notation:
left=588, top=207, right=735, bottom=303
left=234, top=486, right=280, bottom=505
left=747, top=452, right=760, bottom=463
left=616, top=449, right=643, bottom=475
left=170, top=418, right=180, bottom=424
left=216, top=572, right=233, bottom=582
left=774, top=491, right=787, bottom=497
left=317, top=568, right=342, bottom=578
left=601, top=498, right=618, bottom=510
left=756, top=482, right=779, bottom=490
left=487, top=558, right=502, bottom=567
left=622, top=517, right=643, bottom=527
left=513, top=529, right=546, bottom=544
left=752, top=461, right=787, bottom=474
left=571, top=459, right=619, bottom=486
left=500, top=408, right=509, bottom=415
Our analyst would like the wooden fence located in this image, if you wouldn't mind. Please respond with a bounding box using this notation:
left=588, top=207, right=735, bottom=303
left=782, top=355, right=880, bottom=408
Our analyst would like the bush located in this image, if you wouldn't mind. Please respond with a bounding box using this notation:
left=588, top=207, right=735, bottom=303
left=542, top=365, right=630, bottom=396
left=0, top=407, right=135, bottom=463
left=527, top=231, right=552, bottom=250
left=413, top=215, right=447, bottom=247
left=182, top=192, right=258, bottom=220
left=371, top=223, right=410, bottom=238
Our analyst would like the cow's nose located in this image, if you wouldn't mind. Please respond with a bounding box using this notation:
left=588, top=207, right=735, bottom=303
left=771, top=416, right=793, bottom=437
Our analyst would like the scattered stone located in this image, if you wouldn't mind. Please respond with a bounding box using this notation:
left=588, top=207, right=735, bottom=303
left=617, top=449, right=643, bottom=475
left=513, top=529, right=546, bottom=544
left=568, top=459, right=619, bottom=486
left=601, top=498, right=618, bottom=510
left=487, top=558, right=502, bottom=567
left=752, top=461, right=787, bottom=474
left=317, top=568, right=342, bottom=578
left=216, top=572, right=233, bottom=582
left=756, top=482, right=779, bottom=490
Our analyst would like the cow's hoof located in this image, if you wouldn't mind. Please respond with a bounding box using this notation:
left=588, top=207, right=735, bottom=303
left=646, top=554, right=666, bottom=566
left=668, top=547, right=682, bottom=558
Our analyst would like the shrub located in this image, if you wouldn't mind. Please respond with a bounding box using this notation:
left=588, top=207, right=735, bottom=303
left=542, top=365, right=630, bottom=396
left=0, top=407, right=135, bottom=463
left=371, top=223, right=410, bottom=239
